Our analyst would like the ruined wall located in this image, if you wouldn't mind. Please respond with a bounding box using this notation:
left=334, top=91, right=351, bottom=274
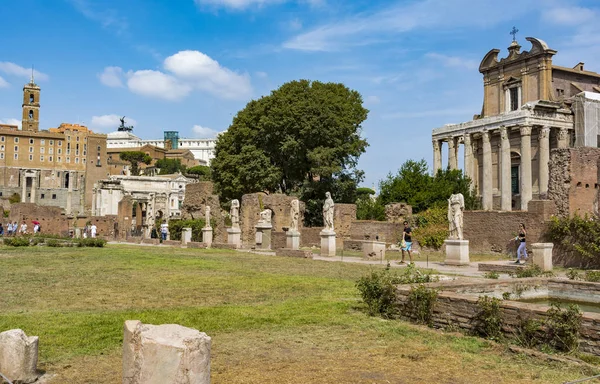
left=240, top=193, right=305, bottom=246
left=300, top=227, right=323, bottom=247
left=549, top=147, right=600, bottom=218
left=348, top=221, right=402, bottom=244
left=333, top=203, right=356, bottom=239
left=385, top=203, right=412, bottom=223
left=182, top=182, right=226, bottom=242
left=463, top=200, right=555, bottom=253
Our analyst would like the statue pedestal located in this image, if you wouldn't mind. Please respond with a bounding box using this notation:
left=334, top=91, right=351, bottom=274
left=202, top=227, right=213, bottom=247
left=255, top=224, right=272, bottom=250
left=182, top=227, right=192, bottom=245
left=444, top=239, right=469, bottom=266
left=227, top=228, right=241, bottom=249
left=320, top=230, right=336, bottom=257
left=286, top=230, right=300, bottom=250
left=363, top=241, right=386, bottom=259
left=532, top=243, right=553, bottom=271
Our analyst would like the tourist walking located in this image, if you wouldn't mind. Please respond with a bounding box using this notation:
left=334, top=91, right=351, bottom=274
left=400, top=221, right=413, bottom=264
left=20, top=221, right=27, bottom=235
left=90, top=224, right=97, bottom=238
left=160, top=221, right=168, bottom=241
left=514, top=223, right=528, bottom=264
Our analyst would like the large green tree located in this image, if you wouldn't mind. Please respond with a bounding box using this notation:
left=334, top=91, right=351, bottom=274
left=211, top=80, right=369, bottom=225
left=155, top=158, right=186, bottom=175
left=378, top=159, right=476, bottom=213
left=119, top=151, right=152, bottom=176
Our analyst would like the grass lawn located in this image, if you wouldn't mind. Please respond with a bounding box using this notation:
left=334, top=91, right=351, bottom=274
left=0, top=244, right=594, bottom=383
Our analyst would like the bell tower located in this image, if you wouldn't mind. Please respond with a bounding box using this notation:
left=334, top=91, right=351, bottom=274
left=22, top=71, right=40, bottom=132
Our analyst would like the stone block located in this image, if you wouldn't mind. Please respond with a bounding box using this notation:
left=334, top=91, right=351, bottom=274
left=141, top=238, right=160, bottom=245
left=286, top=230, right=300, bottom=250
left=363, top=240, right=386, bottom=259
left=182, top=227, right=192, bottom=245
left=532, top=242, right=553, bottom=271
left=444, top=239, right=470, bottom=266
left=123, top=320, right=211, bottom=384
left=255, top=225, right=272, bottom=250
left=0, top=329, right=39, bottom=384
left=202, top=228, right=213, bottom=247
left=187, top=242, right=207, bottom=249
left=227, top=228, right=241, bottom=249
left=276, top=248, right=313, bottom=258
left=162, top=240, right=181, bottom=247
left=320, top=230, right=336, bottom=257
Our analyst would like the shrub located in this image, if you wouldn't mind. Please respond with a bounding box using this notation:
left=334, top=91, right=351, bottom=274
left=514, top=317, right=544, bottom=349
left=167, top=219, right=208, bottom=242
left=512, top=264, right=555, bottom=278
left=75, top=238, right=107, bottom=248
left=356, top=264, right=438, bottom=318
left=31, top=237, right=45, bottom=246
left=473, top=296, right=503, bottom=340
left=46, top=239, right=62, bottom=247
left=8, top=193, right=21, bottom=204
left=545, top=304, right=582, bottom=353
left=3, top=237, right=30, bottom=247
left=413, top=206, right=447, bottom=250
left=484, top=271, right=500, bottom=279
left=546, top=214, right=600, bottom=261
left=406, top=284, right=438, bottom=326
left=566, top=268, right=582, bottom=281
left=584, top=270, right=600, bottom=282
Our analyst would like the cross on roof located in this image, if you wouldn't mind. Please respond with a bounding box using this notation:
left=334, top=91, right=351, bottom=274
left=510, top=26, right=519, bottom=42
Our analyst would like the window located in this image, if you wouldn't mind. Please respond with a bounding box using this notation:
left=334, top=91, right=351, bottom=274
left=0, top=153, right=4, bottom=159
left=511, top=166, right=519, bottom=194
left=40, top=155, right=44, bottom=162
left=66, top=157, right=70, bottom=163
left=76, top=136, right=80, bottom=142
left=97, top=145, right=101, bottom=151
left=52, top=194, right=57, bottom=199
left=509, top=87, right=519, bottom=111
left=40, top=139, right=45, bottom=145
left=30, top=93, right=34, bottom=103
left=41, top=194, right=45, bottom=199
left=14, top=154, right=17, bottom=160
left=58, top=148, right=62, bottom=155
left=40, top=147, right=44, bottom=154
left=29, top=154, right=33, bottom=161
left=29, top=138, right=34, bottom=145
left=14, top=146, right=18, bottom=152
left=0, top=136, right=4, bottom=142
left=14, top=137, right=18, bottom=143
left=49, top=156, right=53, bottom=162
left=57, top=157, right=61, bottom=162
left=557, top=88, right=565, bottom=97
left=0, top=145, right=3, bottom=151
left=58, top=141, right=62, bottom=146
left=75, top=157, right=79, bottom=164
left=29, top=110, right=33, bottom=120
left=29, top=147, right=33, bottom=153
left=49, top=148, right=53, bottom=154
left=49, top=140, right=53, bottom=146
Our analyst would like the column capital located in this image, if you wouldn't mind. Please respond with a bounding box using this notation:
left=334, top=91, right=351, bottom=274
left=463, top=133, right=471, bottom=145
left=539, top=126, right=551, bottom=140
left=432, top=139, right=440, bottom=150
left=447, top=137, right=455, bottom=147
left=482, top=130, right=490, bottom=143
left=499, top=126, right=509, bottom=141
left=520, top=125, right=532, bottom=136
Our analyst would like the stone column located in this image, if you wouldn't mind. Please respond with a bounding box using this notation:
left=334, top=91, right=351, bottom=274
left=557, top=127, right=569, bottom=148
left=520, top=125, right=533, bottom=211
left=432, top=139, right=442, bottom=175
left=463, top=133, right=473, bottom=187
left=91, top=187, right=97, bottom=216
left=538, top=126, right=550, bottom=198
left=29, top=171, right=36, bottom=203
left=481, top=130, right=493, bottom=210
left=448, top=137, right=458, bottom=170
left=21, top=172, right=27, bottom=202
left=499, top=126, right=512, bottom=211
left=66, top=171, right=73, bottom=215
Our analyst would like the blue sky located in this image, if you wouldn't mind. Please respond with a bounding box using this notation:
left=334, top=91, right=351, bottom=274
left=1, top=0, right=600, bottom=188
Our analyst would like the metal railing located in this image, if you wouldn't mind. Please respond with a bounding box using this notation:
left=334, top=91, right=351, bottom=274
left=0, top=371, right=13, bottom=384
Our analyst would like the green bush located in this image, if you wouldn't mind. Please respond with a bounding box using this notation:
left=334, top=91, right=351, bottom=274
left=546, top=214, right=600, bottom=261
left=473, top=296, right=503, bottom=340
left=31, top=237, right=45, bottom=246
left=356, top=264, right=438, bottom=318
left=514, top=317, right=544, bottom=349
left=512, top=264, right=555, bottom=278
left=75, top=238, right=106, bottom=248
left=484, top=271, right=500, bottom=279
left=46, top=239, right=62, bottom=247
left=167, top=219, right=208, bottom=242
left=566, top=268, right=582, bottom=281
left=406, top=284, right=438, bottom=326
left=545, top=304, right=582, bottom=353
left=584, top=270, right=600, bottom=282
left=413, top=206, right=447, bottom=250
left=8, top=193, right=21, bottom=204
left=3, top=237, right=30, bottom=247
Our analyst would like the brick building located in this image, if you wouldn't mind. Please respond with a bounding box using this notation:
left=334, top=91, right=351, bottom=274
left=431, top=36, right=600, bottom=211
left=0, top=77, right=108, bottom=214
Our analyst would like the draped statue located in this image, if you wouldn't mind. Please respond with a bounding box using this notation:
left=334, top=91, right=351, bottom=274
left=448, top=193, right=465, bottom=240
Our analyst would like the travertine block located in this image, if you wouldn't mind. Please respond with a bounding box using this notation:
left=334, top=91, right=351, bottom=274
left=0, top=329, right=39, bottom=384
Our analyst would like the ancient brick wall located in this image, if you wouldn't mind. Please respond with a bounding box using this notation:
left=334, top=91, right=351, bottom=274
left=333, top=203, right=356, bottom=239
left=385, top=203, right=412, bottom=223
left=182, top=182, right=226, bottom=242
left=549, top=147, right=600, bottom=218
left=300, top=227, right=323, bottom=247
left=348, top=221, right=402, bottom=244
left=240, top=193, right=305, bottom=246
left=272, top=231, right=286, bottom=249
left=9, top=203, right=70, bottom=236
left=463, top=200, right=555, bottom=254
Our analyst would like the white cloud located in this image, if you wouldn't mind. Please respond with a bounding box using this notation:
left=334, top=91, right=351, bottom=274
left=0, top=118, right=21, bottom=129
left=98, top=66, right=125, bottom=87
left=126, top=70, right=192, bottom=101
left=0, top=62, right=49, bottom=81
left=365, top=95, right=380, bottom=105
left=164, top=50, right=252, bottom=100
left=255, top=71, right=268, bottom=78
left=426, top=53, right=478, bottom=70
left=0, top=76, right=8, bottom=88
left=283, top=0, right=537, bottom=51
left=542, top=7, right=596, bottom=26
left=90, top=114, right=138, bottom=131
left=100, top=50, right=253, bottom=101
left=192, top=125, right=220, bottom=138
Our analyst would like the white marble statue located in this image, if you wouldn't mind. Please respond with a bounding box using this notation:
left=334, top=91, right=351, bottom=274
left=448, top=193, right=465, bottom=240
left=290, top=199, right=300, bottom=232
left=204, top=205, right=211, bottom=228
left=259, top=209, right=272, bottom=225
left=323, top=192, right=335, bottom=232
left=230, top=199, right=240, bottom=229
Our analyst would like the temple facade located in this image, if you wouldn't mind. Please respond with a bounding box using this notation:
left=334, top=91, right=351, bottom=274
left=432, top=37, right=600, bottom=211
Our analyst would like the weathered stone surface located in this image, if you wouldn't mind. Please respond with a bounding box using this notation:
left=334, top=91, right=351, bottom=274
left=182, top=182, right=226, bottom=242
left=444, top=239, right=469, bottom=266
left=123, top=320, right=211, bottom=384
left=275, top=248, right=312, bottom=258
left=286, top=230, right=300, bottom=250
left=320, top=230, right=336, bottom=257
left=0, top=329, right=39, bottom=384
left=362, top=240, right=386, bottom=259
left=384, top=203, right=412, bottom=224
left=182, top=228, right=192, bottom=245
left=532, top=243, right=553, bottom=271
